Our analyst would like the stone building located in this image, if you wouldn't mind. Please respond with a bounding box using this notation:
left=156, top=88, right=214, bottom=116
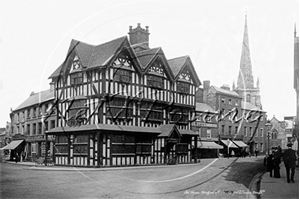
left=268, top=116, right=286, bottom=150
left=234, top=14, right=262, bottom=110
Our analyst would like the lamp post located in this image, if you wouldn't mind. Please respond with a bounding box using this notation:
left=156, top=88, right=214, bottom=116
left=265, top=122, right=272, bottom=155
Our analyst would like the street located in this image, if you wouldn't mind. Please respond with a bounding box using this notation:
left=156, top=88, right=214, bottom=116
left=0, top=157, right=266, bottom=199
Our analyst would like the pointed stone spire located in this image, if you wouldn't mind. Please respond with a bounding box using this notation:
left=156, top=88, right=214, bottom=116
left=256, top=78, right=260, bottom=88
left=237, top=12, right=254, bottom=89
left=232, top=80, right=236, bottom=90
left=295, top=23, right=297, bottom=38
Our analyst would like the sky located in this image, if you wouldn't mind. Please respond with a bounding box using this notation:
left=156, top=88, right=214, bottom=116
left=0, top=0, right=299, bottom=126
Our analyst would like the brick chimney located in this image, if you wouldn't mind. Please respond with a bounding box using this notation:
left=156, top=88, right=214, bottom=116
left=203, top=80, right=210, bottom=103
left=128, top=23, right=150, bottom=49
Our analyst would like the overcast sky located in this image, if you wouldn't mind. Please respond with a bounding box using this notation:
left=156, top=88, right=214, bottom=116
left=0, top=0, right=299, bottom=126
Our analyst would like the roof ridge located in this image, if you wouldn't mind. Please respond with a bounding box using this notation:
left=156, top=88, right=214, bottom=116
left=168, top=55, right=189, bottom=61
left=95, top=36, right=127, bottom=48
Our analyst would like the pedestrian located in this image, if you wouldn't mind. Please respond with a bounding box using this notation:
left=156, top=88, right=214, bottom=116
left=267, top=148, right=275, bottom=177
left=15, top=151, right=19, bottom=163
left=283, top=143, right=297, bottom=183
left=255, top=148, right=258, bottom=157
left=273, top=146, right=282, bottom=178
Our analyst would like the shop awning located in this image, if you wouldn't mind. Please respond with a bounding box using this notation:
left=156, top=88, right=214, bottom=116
left=198, top=141, right=223, bottom=149
left=232, top=140, right=248, bottom=148
left=220, top=140, right=238, bottom=148
left=2, top=140, right=24, bottom=150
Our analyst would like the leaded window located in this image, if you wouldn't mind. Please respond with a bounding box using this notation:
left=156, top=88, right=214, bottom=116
left=177, top=82, right=189, bottom=94
left=67, top=99, right=87, bottom=126
left=70, top=73, right=83, bottom=85
left=107, top=98, right=133, bottom=120
left=140, top=102, right=163, bottom=122
left=113, top=69, right=132, bottom=83
left=147, top=75, right=164, bottom=89
left=170, top=107, right=189, bottom=124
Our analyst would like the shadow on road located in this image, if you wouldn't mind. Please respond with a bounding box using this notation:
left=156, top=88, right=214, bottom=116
left=223, top=158, right=266, bottom=188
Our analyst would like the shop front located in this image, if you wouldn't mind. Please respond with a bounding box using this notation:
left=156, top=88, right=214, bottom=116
left=3, top=134, right=26, bottom=162
left=46, top=124, right=198, bottom=167
left=25, top=134, right=54, bottom=161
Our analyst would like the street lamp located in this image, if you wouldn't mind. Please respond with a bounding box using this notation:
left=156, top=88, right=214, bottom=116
left=265, top=122, right=272, bottom=155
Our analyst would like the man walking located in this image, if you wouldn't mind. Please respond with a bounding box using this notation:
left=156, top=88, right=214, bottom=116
left=273, top=146, right=281, bottom=178
left=283, top=143, right=297, bottom=183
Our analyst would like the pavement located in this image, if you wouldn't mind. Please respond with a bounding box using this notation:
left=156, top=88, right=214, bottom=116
left=259, top=163, right=299, bottom=199
left=3, top=158, right=299, bottom=199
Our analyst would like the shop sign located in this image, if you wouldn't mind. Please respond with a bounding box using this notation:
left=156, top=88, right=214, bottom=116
left=191, top=121, right=218, bottom=128
left=27, top=135, right=45, bottom=140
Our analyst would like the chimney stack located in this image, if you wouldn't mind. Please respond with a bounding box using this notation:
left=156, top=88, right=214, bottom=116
left=128, top=23, right=150, bottom=49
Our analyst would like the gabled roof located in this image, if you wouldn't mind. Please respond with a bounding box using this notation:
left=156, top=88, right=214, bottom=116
left=14, top=89, right=54, bottom=111
left=135, top=47, right=161, bottom=69
left=196, top=102, right=216, bottom=112
left=158, top=124, right=180, bottom=137
left=211, top=86, right=242, bottom=98
left=168, top=56, right=201, bottom=86
left=136, top=47, right=175, bottom=80
left=49, top=36, right=128, bottom=79
left=241, top=101, right=265, bottom=112
left=88, top=36, right=128, bottom=68
left=168, top=56, right=189, bottom=77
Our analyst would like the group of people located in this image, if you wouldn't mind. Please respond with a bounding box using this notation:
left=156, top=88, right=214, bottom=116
left=266, top=143, right=297, bottom=183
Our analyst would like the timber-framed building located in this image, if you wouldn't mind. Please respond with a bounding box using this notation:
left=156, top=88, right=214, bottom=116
left=46, top=23, right=201, bottom=167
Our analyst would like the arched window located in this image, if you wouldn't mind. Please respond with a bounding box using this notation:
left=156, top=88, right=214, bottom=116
left=246, top=94, right=251, bottom=102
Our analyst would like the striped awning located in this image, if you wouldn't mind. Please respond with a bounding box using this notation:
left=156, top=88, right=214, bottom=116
left=221, top=140, right=238, bottom=148
left=232, top=140, right=248, bottom=148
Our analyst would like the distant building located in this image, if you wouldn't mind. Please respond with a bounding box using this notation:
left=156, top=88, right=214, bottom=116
left=9, top=88, right=56, bottom=161
left=234, top=14, right=262, bottom=110
left=293, top=25, right=299, bottom=153
left=0, top=128, right=6, bottom=148
left=269, top=116, right=286, bottom=150
left=284, top=116, right=298, bottom=151
left=191, top=102, right=222, bottom=159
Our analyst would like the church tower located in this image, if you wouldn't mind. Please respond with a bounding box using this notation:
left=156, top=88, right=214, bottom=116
left=234, top=13, right=262, bottom=109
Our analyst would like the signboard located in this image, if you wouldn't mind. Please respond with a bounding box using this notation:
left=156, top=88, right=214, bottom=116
left=41, top=142, right=46, bottom=156
left=191, top=121, right=218, bottom=128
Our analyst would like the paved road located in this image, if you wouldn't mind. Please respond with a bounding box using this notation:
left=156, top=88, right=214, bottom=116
left=0, top=157, right=266, bottom=199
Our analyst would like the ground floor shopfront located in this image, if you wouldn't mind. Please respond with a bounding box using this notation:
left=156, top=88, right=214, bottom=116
left=25, top=135, right=54, bottom=161
left=46, top=124, right=198, bottom=167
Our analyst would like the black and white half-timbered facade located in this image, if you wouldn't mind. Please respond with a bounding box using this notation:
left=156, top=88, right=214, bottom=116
left=46, top=23, right=201, bottom=167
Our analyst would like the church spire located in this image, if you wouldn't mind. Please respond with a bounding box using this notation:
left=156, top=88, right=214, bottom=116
left=295, top=23, right=297, bottom=38
left=237, top=12, right=254, bottom=89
